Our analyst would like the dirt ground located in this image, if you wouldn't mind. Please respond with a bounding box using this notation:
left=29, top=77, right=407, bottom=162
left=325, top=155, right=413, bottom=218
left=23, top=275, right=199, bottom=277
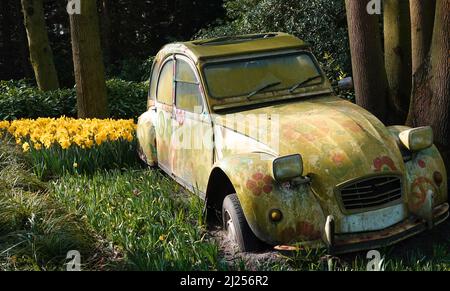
left=208, top=226, right=293, bottom=270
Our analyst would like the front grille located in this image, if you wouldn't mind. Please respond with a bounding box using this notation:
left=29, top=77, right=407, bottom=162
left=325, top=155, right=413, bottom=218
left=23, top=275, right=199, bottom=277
left=337, top=175, right=403, bottom=211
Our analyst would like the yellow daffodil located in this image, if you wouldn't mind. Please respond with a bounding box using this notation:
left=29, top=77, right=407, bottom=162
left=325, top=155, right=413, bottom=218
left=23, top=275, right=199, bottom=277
left=22, top=142, right=30, bottom=152
left=2, top=117, right=136, bottom=150
left=33, top=142, right=42, bottom=150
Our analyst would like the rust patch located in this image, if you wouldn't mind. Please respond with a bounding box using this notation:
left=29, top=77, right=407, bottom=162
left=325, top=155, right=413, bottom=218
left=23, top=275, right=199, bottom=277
left=373, top=156, right=397, bottom=172
left=296, top=221, right=321, bottom=240
left=418, top=159, right=426, bottom=168
left=409, top=177, right=435, bottom=212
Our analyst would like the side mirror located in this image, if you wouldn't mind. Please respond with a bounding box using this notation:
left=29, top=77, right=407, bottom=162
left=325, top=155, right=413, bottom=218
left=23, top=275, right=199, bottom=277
left=338, top=77, right=353, bottom=90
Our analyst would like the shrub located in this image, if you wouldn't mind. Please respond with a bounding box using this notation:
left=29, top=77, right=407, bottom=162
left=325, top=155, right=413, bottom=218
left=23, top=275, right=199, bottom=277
left=106, top=56, right=155, bottom=82
left=106, top=79, right=148, bottom=120
left=0, top=79, right=148, bottom=120
left=2, top=118, right=139, bottom=179
left=197, top=0, right=351, bottom=82
left=0, top=80, right=77, bottom=120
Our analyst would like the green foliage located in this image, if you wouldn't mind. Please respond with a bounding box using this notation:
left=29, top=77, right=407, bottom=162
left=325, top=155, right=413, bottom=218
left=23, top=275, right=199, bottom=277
left=0, top=0, right=225, bottom=83
left=107, top=57, right=152, bottom=82
left=51, top=169, right=227, bottom=271
left=0, top=79, right=148, bottom=120
left=106, top=79, right=148, bottom=119
left=0, top=80, right=76, bottom=120
left=29, top=139, right=139, bottom=181
left=197, top=0, right=351, bottom=82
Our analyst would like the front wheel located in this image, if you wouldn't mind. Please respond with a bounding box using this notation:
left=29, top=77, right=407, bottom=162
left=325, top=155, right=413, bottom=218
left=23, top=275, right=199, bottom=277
left=222, top=194, right=265, bottom=252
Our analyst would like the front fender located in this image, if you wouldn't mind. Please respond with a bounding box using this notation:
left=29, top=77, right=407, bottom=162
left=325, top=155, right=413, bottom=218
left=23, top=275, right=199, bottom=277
left=214, top=152, right=326, bottom=246
left=388, top=126, right=448, bottom=213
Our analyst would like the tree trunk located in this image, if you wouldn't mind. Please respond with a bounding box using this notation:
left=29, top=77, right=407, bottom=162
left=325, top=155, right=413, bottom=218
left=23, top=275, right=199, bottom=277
left=100, top=0, right=112, bottom=65
left=428, top=0, right=450, bottom=163
left=406, top=0, right=436, bottom=126
left=409, top=0, right=436, bottom=74
left=20, top=0, right=59, bottom=91
left=19, top=10, right=33, bottom=79
left=345, top=0, right=390, bottom=124
left=69, top=0, right=109, bottom=118
left=383, top=0, right=412, bottom=124
left=407, top=0, right=450, bottom=170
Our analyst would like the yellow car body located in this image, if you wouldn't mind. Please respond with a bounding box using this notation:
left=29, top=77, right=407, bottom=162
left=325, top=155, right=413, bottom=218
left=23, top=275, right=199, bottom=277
left=137, top=33, right=448, bottom=253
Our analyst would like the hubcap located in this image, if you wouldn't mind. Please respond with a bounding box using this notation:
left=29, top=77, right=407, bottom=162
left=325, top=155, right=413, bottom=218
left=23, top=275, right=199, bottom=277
left=224, top=210, right=237, bottom=243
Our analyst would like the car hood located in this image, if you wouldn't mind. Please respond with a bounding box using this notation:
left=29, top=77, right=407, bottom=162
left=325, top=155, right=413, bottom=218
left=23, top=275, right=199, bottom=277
left=212, top=95, right=406, bottom=213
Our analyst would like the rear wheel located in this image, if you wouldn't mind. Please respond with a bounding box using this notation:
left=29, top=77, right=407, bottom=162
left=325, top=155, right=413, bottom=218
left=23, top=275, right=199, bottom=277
left=222, top=194, right=265, bottom=252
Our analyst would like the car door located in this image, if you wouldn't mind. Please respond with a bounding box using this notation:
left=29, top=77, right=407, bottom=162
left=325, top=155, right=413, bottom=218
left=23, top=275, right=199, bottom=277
left=171, top=55, right=213, bottom=194
left=155, top=57, right=175, bottom=173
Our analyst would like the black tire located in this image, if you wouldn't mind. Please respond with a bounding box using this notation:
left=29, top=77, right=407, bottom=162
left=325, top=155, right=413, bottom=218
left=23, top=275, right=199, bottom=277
left=222, top=194, right=265, bottom=252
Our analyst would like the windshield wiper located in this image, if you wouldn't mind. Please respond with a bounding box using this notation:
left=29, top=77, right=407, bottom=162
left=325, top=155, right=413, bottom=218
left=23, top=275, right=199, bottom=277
left=289, top=75, right=323, bottom=93
left=247, top=81, right=281, bottom=99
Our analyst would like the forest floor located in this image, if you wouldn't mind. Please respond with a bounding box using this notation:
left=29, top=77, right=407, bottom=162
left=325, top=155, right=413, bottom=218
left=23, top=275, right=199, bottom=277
left=1, top=140, right=449, bottom=271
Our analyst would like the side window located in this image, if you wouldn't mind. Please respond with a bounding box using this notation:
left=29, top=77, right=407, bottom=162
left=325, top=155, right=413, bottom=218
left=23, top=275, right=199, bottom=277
left=149, top=61, right=159, bottom=101
left=175, top=59, right=203, bottom=113
left=157, top=60, right=174, bottom=105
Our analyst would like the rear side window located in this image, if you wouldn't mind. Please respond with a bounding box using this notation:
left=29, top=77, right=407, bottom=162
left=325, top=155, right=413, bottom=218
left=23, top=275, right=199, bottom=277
left=157, top=60, right=174, bottom=105
left=175, top=59, right=203, bottom=113
left=149, top=61, right=159, bottom=102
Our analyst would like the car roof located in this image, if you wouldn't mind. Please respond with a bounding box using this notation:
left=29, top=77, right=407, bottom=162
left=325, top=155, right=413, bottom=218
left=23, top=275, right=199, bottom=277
left=160, top=32, right=309, bottom=62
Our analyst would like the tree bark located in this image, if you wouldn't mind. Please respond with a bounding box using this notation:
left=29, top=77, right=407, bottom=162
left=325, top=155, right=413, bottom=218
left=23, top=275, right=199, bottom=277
left=407, top=0, right=450, bottom=169
left=383, top=0, right=412, bottom=124
left=20, top=0, right=59, bottom=91
left=406, top=0, right=437, bottom=126
left=409, top=0, right=436, bottom=74
left=100, top=0, right=112, bottom=65
left=69, top=0, right=109, bottom=118
left=345, top=0, right=390, bottom=124
left=428, top=0, right=450, bottom=162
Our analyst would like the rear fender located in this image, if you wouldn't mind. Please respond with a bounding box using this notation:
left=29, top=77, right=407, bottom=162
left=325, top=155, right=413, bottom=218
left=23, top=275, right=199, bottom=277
left=137, top=109, right=157, bottom=166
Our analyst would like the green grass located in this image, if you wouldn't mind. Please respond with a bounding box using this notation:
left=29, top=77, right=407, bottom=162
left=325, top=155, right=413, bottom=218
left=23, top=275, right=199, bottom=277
left=274, top=223, right=450, bottom=271
left=51, top=169, right=227, bottom=271
left=0, top=141, right=115, bottom=271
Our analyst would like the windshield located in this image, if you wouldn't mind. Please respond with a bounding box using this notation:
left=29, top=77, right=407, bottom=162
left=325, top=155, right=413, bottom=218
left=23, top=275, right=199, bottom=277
left=203, top=52, right=323, bottom=99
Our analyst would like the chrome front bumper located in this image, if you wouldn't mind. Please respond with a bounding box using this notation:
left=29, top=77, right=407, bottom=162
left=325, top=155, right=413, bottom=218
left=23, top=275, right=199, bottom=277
left=274, top=203, right=449, bottom=254
left=329, top=203, right=449, bottom=254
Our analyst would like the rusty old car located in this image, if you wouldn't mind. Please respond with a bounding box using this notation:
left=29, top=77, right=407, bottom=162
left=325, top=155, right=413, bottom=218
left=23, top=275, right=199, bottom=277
left=137, top=32, right=449, bottom=253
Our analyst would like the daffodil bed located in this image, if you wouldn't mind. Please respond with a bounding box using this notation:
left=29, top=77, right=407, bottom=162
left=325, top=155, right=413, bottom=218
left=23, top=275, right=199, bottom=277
left=0, top=117, right=138, bottom=179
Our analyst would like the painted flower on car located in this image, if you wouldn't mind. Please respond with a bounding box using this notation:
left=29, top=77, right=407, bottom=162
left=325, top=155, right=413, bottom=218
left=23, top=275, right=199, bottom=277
left=246, top=172, right=273, bottom=196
